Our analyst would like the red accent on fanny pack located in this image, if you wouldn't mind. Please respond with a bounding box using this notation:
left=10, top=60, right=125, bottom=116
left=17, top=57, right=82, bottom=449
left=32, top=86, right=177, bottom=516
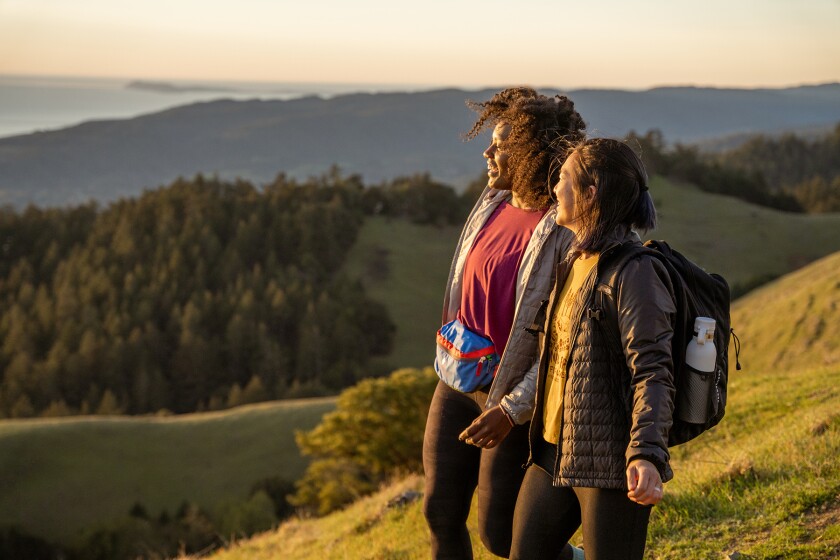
left=436, top=332, right=495, bottom=360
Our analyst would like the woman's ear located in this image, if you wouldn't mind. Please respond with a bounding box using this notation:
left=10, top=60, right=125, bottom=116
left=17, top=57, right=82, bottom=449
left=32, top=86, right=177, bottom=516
left=586, top=184, right=597, bottom=200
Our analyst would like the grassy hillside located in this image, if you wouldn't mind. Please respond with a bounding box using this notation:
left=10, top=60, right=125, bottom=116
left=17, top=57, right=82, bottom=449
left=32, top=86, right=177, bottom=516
left=205, top=253, right=840, bottom=559
left=0, top=397, right=335, bottom=543
left=727, top=250, right=840, bottom=374
left=345, top=181, right=840, bottom=369
left=194, top=365, right=840, bottom=559
left=646, top=176, right=840, bottom=289
left=342, top=216, right=462, bottom=368
left=5, top=184, right=839, bottom=556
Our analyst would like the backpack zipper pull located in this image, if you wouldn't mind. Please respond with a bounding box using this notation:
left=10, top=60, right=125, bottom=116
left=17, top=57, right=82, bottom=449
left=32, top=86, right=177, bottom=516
left=731, top=328, right=742, bottom=371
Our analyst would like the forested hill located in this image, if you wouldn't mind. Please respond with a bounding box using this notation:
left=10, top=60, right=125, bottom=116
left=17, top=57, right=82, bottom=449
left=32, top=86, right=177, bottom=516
left=2, top=83, right=840, bottom=207
left=0, top=172, right=471, bottom=419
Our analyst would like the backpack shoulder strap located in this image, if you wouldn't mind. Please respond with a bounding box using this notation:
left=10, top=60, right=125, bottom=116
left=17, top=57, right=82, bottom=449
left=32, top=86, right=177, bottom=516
left=589, top=243, right=654, bottom=350
left=590, top=241, right=683, bottom=356
left=596, top=242, right=658, bottom=296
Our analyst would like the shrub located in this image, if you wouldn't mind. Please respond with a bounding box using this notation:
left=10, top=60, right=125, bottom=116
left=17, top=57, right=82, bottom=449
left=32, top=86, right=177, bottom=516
left=290, top=367, right=438, bottom=515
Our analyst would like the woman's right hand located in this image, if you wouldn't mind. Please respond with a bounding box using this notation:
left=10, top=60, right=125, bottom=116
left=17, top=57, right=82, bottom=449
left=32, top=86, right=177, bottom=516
left=626, top=459, right=664, bottom=505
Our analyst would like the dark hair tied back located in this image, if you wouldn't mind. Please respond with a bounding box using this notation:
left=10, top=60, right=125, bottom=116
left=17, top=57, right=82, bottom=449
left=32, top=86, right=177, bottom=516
left=565, top=137, right=657, bottom=253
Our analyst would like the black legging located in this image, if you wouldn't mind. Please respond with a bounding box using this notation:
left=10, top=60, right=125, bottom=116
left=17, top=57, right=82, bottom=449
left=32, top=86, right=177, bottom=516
left=423, top=380, right=531, bottom=559
left=510, top=438, right=652, bottom=560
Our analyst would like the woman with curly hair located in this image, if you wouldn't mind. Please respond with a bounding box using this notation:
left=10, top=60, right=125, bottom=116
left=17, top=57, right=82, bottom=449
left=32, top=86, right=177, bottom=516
left=510, top=138, right=673, bottom=560
left=423, top=87, right=586, bottom=559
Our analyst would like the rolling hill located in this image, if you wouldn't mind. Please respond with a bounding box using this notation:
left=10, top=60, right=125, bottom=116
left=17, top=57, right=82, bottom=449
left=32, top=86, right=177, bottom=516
left=2, top=83, right=840, bottom=207
left=192, top=251, right=840, bottom=560
left=725, top=250, right=840, bottom=375
left=0, top=397, right=335, bottom=544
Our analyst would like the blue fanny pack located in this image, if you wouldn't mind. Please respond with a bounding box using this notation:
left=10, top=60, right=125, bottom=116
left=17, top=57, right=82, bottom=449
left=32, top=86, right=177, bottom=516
left=434, top=319, right=499, bottom=393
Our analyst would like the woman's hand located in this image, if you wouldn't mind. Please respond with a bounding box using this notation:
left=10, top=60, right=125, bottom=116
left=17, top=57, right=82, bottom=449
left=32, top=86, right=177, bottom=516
left=626, top=459, right=664, bottom=505
left=458, top=405, right=514, bottom=449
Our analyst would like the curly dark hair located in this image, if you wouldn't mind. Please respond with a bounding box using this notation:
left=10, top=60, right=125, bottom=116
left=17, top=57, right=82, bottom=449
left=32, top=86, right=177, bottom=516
left=466, top=87, right=586, bottom=209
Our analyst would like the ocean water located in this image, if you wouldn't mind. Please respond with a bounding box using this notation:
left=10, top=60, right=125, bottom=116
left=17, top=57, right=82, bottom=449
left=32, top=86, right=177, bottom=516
left=0, top=74, right=424, bottom=139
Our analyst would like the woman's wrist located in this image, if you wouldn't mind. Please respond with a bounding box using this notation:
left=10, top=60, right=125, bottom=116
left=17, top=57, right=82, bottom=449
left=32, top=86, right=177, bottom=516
left=499, top=404, right=515, bottom=427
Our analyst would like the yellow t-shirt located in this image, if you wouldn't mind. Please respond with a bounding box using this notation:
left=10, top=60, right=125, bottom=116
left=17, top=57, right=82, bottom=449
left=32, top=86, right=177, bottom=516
left=542, top=254, right=599, bottom=444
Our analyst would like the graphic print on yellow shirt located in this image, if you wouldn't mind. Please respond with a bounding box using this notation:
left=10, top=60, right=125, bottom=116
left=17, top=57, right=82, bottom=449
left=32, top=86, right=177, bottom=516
left=543, top=254, right=599, bottom=444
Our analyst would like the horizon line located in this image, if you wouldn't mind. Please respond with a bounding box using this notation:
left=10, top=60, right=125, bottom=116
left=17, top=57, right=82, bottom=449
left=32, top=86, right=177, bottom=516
left=2, top=71, right=838, bottom=94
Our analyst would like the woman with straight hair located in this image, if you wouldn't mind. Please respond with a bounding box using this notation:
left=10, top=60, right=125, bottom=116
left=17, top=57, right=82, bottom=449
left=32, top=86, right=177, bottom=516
left=510, top=137, right=675, bottom=560
left=423, top=87, right=586, bottom=559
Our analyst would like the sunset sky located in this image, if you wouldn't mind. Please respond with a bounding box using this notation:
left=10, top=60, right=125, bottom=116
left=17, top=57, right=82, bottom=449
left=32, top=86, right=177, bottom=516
left=1, top=0, right=839, bottom=90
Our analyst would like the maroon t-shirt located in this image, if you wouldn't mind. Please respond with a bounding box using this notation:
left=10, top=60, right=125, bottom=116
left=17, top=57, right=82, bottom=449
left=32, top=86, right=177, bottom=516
left=457, top=200, right=547, bottom=358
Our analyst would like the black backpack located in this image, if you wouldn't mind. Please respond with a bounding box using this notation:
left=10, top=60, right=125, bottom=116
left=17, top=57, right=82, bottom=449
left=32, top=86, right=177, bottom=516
left=594, top=240, right=741, bottom=446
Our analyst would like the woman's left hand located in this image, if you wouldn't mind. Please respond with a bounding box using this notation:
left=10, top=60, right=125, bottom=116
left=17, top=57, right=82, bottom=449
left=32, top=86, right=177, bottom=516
left=626, top=459, right=664, bottom=505
left=458, top=405, right=514, bottom=449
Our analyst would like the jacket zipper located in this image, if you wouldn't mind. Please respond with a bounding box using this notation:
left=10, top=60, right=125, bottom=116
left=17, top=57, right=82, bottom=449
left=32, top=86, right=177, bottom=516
left=552, top=266, right=599, bottom=486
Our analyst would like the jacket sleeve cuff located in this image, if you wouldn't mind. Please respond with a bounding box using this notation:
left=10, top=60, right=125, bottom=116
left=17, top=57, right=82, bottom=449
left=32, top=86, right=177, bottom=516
left=626, top=449, right=672, bottom=482
left=499, top=360, right=538, bottom=425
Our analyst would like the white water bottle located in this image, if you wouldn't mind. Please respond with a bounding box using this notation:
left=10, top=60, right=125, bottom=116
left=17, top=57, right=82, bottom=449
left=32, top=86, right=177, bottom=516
left=678, top=317, right=717, bottom=423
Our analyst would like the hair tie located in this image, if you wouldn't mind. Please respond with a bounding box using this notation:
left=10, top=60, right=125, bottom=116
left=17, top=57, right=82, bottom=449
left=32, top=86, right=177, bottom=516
left=640, top=184, right=649, bottom=192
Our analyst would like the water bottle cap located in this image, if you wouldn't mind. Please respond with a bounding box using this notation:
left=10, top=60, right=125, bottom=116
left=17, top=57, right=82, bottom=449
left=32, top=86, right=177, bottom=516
left=694, top=317, right=716, bottom=336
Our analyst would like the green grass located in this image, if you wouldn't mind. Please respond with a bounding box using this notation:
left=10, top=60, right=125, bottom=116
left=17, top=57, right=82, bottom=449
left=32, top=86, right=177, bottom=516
left=0, top=397, right=335, bottom=543
left=196, top=364, right=840, bottom=560
left=342, top=216, right=462, bottom=368
left=728, top=250, right=840, bottom=374
left=646, top=176, right=840, bottom=287
left=650, top=364, right=840, bottom=559
left=199, top=475, right=431, bottom=560
left=344, top=181, right=840, bottom=370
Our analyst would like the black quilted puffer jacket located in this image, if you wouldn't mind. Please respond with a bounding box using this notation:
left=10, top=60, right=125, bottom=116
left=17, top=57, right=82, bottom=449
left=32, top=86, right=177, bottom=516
left=528, top=228, right=677, bottom=489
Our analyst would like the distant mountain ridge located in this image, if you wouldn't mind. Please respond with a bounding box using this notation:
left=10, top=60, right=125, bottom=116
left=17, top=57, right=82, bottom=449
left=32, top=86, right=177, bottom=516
left=1, top=83, right=839, bottom=207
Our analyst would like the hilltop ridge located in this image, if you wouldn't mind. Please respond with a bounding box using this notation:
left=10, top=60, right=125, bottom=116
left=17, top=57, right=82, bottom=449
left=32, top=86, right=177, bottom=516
left=729, top=250, right=840, bottom=374
left=2, top=84, right=840, bottom=207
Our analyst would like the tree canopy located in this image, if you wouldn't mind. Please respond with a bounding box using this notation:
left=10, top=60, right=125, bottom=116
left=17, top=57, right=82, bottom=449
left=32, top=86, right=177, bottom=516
left=626, top=124, right=840, bottom=213
left=0, top=173, right=398, bottom=417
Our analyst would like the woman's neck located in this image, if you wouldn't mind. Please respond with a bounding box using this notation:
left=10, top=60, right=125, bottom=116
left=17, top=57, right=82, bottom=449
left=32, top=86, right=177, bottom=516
left=510, top=190, right=537, bottom=210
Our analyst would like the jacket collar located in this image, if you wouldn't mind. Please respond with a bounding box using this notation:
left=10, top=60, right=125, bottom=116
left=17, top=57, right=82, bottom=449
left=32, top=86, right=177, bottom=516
left=483, top=187, right=512, bottom=205
left=598, top=225, right=642, bottom=259
left=593, top=226, right=643, bottom=280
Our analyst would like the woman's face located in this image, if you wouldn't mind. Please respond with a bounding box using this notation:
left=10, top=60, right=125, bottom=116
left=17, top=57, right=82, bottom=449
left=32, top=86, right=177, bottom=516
left=553, top=151, right=589, bottom=232
left=483, top=123, right=512, bottom=190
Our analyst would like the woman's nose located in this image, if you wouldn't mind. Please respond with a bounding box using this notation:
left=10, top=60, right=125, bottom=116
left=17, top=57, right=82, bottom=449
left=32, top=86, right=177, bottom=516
left=483, top=144, right=494, bottom=158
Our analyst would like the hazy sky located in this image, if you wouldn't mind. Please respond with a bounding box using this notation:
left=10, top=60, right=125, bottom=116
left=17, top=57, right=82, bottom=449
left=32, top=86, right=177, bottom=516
left=1, top=0, right=839, bottom=89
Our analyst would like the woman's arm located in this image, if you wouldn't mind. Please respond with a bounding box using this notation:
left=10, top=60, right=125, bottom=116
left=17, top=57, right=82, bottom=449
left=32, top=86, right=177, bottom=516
left=458, top=359, right=537, bottom=448
left=616, top=256, right=677, bottom=479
